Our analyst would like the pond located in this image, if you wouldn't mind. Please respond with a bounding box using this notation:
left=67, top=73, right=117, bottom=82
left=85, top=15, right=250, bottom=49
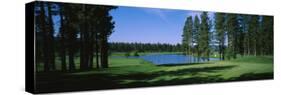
left=128, top=54, right=219, bottom=65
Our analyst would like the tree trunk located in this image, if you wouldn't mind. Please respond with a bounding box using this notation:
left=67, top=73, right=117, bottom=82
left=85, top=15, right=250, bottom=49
left=197, top=47, right=200, bottom=62
left=46, top=3, right=56, bottom=71
left=101, top=37, right=108, bottom=68
left=95, top=41, right=100, bottom=68
left=42, top=33, right=50, bottom=72
left=222, top=46, right=225, bottom=60
left=59, top=9, right=66, bottom=71
left=89, top=51, right=94, bottom=69
left=95, top=36, right=100, bottom=69
left=39, top=3, right=50, bottom=72
left=60, top=42, right=66, bottom=71
left=68, top=51, right=75, bottom=71
left=219, top=45, right=222, bottom=60
left=80, top=29, right=85, bottom=70
left=80, top=5, right=87, bottom=70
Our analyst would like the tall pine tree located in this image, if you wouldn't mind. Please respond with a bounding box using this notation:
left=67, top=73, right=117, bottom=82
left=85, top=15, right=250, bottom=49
left=215, top=13, right=226, bottom=60
left=198, top=12, right=210, bottom=61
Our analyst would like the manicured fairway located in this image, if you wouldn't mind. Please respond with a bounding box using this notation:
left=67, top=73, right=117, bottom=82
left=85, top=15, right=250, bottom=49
left=36, top=55, right=273, bottom=93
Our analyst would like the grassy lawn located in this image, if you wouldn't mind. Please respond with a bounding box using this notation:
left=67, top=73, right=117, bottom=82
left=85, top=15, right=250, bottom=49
left=72, top=55, right=273, bottom=84
left=35, top=54, right=273, bottom=93
left=110, top=52, right=184, bottom=57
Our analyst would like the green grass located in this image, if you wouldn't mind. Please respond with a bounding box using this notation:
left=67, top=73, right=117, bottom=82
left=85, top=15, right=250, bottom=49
left=69, top=55, right=273, bottom=84
left=110, top=52, right=183, bottom=57
left=36, top=52, right=183, bottom=71
left=35, top=54, right=273, bottom=93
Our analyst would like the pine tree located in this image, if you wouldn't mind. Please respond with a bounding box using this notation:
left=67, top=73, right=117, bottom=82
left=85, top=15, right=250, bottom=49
left=194, top=15, right=200, bottom=62
left=262, top=16, right=273, bottom=55
left=58, top=4, right=66, bottom=71
left=97, top=6, right=117, bottom=68
left=225, top=14, right=239, bottom=59
left=63, top=4, right=80, bottom=71
left=182, top=16, right=193, bottom=55
left=241, top=15, right=250, bottom=55
left=198, top=12, right=210, bottom=61
left=215, top=13, right=226, bottom=60
left=182, top=16, right=193, bottom=63
left=38, top=2, right=50, bottom=72
left=248, top=15, right=259, bottom=56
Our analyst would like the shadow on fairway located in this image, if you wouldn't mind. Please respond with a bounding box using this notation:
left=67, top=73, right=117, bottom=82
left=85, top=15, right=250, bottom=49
left=35, top=65, right=273, bottom=93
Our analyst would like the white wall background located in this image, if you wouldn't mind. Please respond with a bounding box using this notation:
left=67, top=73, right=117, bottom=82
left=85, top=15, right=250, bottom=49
left=0, top=0, right=279, bottom=95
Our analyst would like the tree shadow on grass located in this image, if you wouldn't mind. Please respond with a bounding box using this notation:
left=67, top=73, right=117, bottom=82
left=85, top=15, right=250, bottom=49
left=35, top=65, right=236, bottom=93
left=115, top=65, right=237, bottom=80
left=115, top=65, right=237, bottom=87
left=113, top=65, right=273, bottom=88
left=229, top=72, right=273, bottom=81
left=36, top=72, right=121, bottom=93
left=34, top=65, right=273, bottom=93
left=120, top=72, right=273, bottom=89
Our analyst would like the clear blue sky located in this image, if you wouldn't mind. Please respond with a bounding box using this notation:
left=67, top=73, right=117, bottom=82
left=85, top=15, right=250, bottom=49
left=50, top=5, right=214, bottom=45
left=109, top=6, right=214, bottom=45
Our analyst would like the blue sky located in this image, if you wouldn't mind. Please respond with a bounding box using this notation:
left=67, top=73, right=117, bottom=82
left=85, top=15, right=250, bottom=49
left=109, top=6, right=214, bottom=45
left=47, top=5, right=215, bottom=45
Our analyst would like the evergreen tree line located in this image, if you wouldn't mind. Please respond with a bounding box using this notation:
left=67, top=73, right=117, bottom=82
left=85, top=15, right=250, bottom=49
left=182, top=12, right=211, bottom=61
left=182, top=12, right=273, bottom=61
left=35, top=2, right=116, bottom=72
left=109, top=42, right=182, bottom=52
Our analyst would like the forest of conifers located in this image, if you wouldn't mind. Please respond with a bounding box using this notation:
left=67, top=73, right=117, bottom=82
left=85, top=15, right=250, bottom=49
left=182, top=12, right=273, bottom=61
left=35, top=2, right=116, bottom=72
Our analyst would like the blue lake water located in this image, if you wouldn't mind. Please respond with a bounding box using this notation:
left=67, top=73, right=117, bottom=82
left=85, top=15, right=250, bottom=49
left=126, top=54, right=220, bottom=65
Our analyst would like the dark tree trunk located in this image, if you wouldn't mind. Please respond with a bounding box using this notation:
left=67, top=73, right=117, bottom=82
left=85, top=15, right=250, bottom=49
left=49, top=40, right=56, bottom=71
left=67, top=27, right=76, bottom=71
left=39, top=3, right=50, bottom=72
left=68, top=51, right=75, bottom=71
left=80, top=30, right=86, bottom=70
left=84, top=18, right=91, bottom=69
left=233, top=32, right=237, bottom=59
left=222, top=46, right=225, bottom=60
left=100, top=37, right=108, bottom=68
left=60, top=39, right=66, bottom=71
left=88, top=30, right=95, bottom=69
left=59, top=8, right=66, bottom=71
left=79, top=6, right=85, bottom=70
left=95, top=35, right=100, bottom=69
left=79, top=19, right=87, bottom=70
left=47, top=3, right=56, bottom=70
left=79, top=5, right=91, bottom=70
left=197, top=47, right=200, bottom=62
left=89, top=51, right=94, bottom=69
left=207, top=51, right=210, bottom=61
left=219, top=45, right=222, bottom=60
left=42, top=33, right=50, bottom=72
